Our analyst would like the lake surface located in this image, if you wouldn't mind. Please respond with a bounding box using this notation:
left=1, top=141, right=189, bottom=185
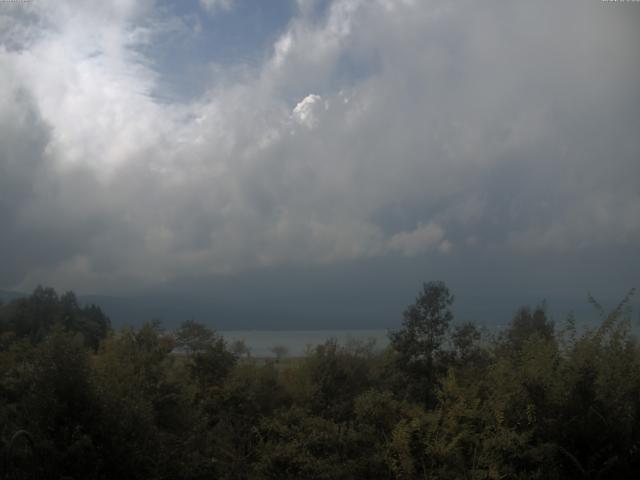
left=220, top=329, right=389, bottom=357
left=216, top=317, right=622, bottom=358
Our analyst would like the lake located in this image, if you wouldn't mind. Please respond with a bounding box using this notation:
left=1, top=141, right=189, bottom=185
left=220, top=329, right=390, bottom=357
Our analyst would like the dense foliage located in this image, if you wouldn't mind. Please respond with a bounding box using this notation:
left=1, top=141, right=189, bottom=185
left=1, top=283, right=639, bottom=479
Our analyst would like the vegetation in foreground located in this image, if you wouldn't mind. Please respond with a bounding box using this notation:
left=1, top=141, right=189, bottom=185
left=0, top=283, right=639, bottom=479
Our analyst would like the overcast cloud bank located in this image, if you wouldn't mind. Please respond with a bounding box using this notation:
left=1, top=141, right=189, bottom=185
left=0, top=0, right=638, bottom=295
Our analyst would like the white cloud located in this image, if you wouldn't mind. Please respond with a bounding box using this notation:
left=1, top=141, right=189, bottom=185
left=388, top=223, right=447, bottom=257
left=292, top=94, right=323, bottom=128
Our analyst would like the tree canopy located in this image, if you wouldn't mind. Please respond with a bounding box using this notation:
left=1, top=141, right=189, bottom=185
left=1, top=283, right=639, bottom=479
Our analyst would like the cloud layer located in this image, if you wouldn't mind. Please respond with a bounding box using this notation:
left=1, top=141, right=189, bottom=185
left=1, top=0, right=639, bottom=293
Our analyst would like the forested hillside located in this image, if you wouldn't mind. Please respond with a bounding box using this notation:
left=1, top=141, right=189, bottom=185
left=1, top=283, right=638, bottom=479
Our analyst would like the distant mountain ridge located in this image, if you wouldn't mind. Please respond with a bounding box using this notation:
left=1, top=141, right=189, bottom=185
left=0, top=290, right=27, bottom=302
left=2, top=285, right=630, bottom=332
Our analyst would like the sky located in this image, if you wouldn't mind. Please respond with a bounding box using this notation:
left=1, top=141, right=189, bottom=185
left=1, top=0, right=639, bottom=328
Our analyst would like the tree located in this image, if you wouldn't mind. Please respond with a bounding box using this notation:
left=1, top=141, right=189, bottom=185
left=189, top=339, right=237, bottom=389
left=175, top=320, right=217, bottom=355
left=204, top=363, right=289, bottom=479
left=504, top=303, right=554, bottom=352
left=301, top=339, right=374, bottom=422
left=270, top=345, right=289, bottom=362
left=230, top=339, right=251, bottom=358
left=0, top=287, right=110, bottom=351
left=24, top=327, right=101, bottom=479
left=389, top=281, right=454, bottom=403
left=449, top=321, right=490, bottom=376
left=175, top=320, right=237, bottom=389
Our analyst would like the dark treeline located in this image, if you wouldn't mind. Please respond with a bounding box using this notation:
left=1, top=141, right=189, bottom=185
left=1, top=282, right=639, bottom=479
